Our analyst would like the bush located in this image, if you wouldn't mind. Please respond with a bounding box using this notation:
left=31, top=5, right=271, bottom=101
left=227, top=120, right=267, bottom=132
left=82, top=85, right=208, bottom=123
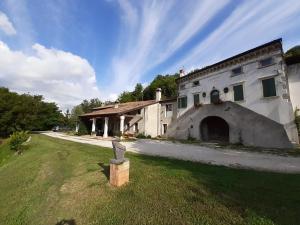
left=9, top=131, right=30, bottom=152
left=136, top=133, right=146, bottom=139
left=77, top=121, right=89, bottom=136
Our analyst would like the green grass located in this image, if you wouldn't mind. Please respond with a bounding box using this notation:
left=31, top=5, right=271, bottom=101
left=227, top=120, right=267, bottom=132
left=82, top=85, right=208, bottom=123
left=0, top=135, right=300, bottom=225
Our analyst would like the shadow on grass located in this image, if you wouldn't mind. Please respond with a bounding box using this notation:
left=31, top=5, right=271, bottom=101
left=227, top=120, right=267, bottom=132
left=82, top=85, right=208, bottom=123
left=98, top=162, right=110, bottom=180
left=55, top=219, right=76, bottom=225
left=131, top=152, right=300, bottom=225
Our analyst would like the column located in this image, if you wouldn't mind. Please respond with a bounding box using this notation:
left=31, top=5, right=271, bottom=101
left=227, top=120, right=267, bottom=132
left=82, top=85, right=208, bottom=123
left=91, top=118, right=96, bottom=134
left=120, top=115, right=125, bottom=135
left=103, top=117, right=109, bottom=138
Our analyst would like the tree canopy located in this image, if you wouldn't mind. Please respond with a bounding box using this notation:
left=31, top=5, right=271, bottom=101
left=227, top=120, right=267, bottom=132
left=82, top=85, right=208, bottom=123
left=117, top=74, right=179, bottom=103
left=0, top=87, right=64, bottom=137
left=285, top=45, right=300, bottom=65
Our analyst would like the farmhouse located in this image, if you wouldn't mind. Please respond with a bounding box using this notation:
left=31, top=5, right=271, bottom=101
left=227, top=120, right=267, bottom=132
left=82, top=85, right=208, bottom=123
left=80, top=39, right=299, bottom=149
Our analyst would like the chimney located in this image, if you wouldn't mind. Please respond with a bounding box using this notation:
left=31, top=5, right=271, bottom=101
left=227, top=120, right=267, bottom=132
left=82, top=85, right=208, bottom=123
left=179, top=69, right=185, bottom=77
left=155, top=88, right=162, bottom=101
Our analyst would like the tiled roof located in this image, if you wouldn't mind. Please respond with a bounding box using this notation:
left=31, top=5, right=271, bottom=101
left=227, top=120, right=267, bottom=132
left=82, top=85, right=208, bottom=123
left=80, top=100, right=156, bottom=117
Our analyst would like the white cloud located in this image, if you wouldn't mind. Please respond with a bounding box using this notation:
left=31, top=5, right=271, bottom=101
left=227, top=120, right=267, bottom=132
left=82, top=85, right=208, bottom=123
left=167, top=0, right=300, bottom=73
left=0, top=41, right=100, bottom=110
left=105, top=0, right=229, bottom=96
left=0, top=11, right=16, bottom=35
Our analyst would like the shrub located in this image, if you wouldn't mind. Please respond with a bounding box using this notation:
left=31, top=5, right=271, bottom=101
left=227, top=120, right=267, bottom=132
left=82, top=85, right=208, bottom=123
left=77, top=121, right=89, bottom=136
left=136, top=133, right=146, bottom=139
left=9, top=131, right=30, bottom=152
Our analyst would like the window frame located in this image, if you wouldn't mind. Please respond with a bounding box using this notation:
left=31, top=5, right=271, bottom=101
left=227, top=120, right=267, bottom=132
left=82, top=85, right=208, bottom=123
left=193, top=93, right=200, bottom=106
left=192, top=80, right=200, bottom=87
left=233, top=83, right=245, bottom=102
left=178, top=96, right=187, bottom=109
left=231, top=66, right=243, bottom=77
left=166, top=104, right=173, bottom=112
left=261, top=77, right=277, bottom=98
left=258, top=57, right=274, bottom=68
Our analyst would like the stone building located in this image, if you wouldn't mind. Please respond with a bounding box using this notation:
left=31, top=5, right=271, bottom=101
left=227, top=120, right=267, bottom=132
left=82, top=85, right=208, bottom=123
left=167, top=38, right=299, bottom=148
left=80, top=38, right=299, bottom=148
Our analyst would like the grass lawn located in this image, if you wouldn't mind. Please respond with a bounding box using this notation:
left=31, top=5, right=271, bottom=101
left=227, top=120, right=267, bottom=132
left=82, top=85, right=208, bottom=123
left=0, top=135, right=300, bottom=225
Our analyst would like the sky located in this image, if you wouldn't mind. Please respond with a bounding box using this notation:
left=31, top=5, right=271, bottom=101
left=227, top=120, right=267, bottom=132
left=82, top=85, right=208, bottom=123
left=0, top=0, right=300, bottom=111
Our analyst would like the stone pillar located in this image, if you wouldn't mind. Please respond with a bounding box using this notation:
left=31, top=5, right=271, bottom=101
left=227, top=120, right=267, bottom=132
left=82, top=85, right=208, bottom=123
left=103, top=117, right=109, bottom=138
left=91, top=118, right=96, bottom=135
left=75, top=122, right=79, bottom=133
left=120, top=115, right=125, bottom=134
left=110, top=160, right=130, bottom=187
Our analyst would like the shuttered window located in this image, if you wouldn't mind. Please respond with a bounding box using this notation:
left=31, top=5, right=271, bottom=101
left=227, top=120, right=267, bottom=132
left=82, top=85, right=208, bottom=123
left=233, top=84, right=244, bottom=101
left=193, top=94, right=200, bottom=106
left=262, top=77, right=276, bottom=97
left=178, top=96, right=187, bottom=108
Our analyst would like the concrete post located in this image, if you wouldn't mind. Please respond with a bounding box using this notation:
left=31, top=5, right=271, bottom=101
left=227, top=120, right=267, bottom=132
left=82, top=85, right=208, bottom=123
left=91, top=118, right=96, bottom=134
left=103, top=117, right=109, bottom=138
left=120, top=115, right=125, bottom=134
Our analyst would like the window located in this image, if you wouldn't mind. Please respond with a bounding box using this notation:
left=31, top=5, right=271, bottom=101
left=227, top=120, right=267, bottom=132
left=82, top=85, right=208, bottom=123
left=178, top=96, right=187, bottom=108
left=259, top=57, right=273, bottom=67
left=193, top=80, right=200, bottom=86
left=262, top=77, right=276, bottom=97
left=193, top=93, right=200, bottom=106
left=180, top=84, right=186, bottom=90
left=163, top=124, right=167, bottom=134
left=166, top=104, right=173, bottom=111
left=137, top=109, right=141, bottom=114
left=233, top=84, right=244, bottom=101
left=231, top=66, right=243, bottom=76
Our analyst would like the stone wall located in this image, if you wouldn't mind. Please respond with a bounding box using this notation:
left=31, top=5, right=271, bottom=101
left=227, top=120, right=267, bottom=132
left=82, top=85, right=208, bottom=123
left=166, top=101, right=298, bottom=149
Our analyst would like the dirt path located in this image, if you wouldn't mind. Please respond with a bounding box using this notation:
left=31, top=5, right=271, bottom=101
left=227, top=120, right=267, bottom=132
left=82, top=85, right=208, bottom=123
left=43, top=132, right=300, bottom=173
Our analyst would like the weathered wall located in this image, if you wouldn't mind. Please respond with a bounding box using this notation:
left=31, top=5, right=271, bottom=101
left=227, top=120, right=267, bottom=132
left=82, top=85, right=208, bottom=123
left=160, top=101, right=177, bottom=135
left=287, top=63, right=300, bottom=110
left=177, top=50, right=295, bottom=134
left=166, top=102, right=298, bottom=149
left=144, top=103, right=159, bottom=137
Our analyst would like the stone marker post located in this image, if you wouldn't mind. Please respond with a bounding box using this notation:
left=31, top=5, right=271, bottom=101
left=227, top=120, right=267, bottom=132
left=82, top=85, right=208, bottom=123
left=110, top=140, right=129, bottom=187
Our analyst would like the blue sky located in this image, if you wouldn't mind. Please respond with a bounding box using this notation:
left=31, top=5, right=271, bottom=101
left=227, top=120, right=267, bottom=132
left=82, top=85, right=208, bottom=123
left=0, top=0, right=300, bottom=110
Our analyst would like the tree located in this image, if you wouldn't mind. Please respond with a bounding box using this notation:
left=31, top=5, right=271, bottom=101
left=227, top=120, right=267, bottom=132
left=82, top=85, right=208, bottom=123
left=80, top=98, right=102, bottom=113
left=143, top=74, right=178, bottom=100
left=0, top=87, right=64, bottom=137
left=285, top=45, right=300, bottom=65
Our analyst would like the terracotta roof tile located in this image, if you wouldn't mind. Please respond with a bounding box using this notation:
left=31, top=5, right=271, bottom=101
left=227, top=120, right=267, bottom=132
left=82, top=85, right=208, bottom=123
left=80, top=100, right=156, bottom=117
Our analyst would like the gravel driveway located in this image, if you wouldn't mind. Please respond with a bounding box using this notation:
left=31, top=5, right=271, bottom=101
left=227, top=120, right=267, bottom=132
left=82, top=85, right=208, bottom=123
left=43, top=132, right=300, bottom=173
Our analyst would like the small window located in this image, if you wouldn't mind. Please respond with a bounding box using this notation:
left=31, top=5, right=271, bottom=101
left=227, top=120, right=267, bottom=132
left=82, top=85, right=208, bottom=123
left=178, top=96, right=187, bottom=108
left=224, top=87, right=229, bottom=93
left=193, top=93, right=200, bottom=106
left=202, top=92, right=206, bottom=98
left=193, top=80, right=200, bottom=86
left=166, top=104, right=173, bottom=112
left=233, top=84, right=244, bottom=101
left=180, top=84, right=185, bottom=90
left=137, top=109, right=141, bottom=114
left=259, top=57, right=273, bottom=67
left=262, top=77, right=276, bottom=97
left=231, top=66, right=243, bottom=76
left=163, top=124, right=167, bottom=134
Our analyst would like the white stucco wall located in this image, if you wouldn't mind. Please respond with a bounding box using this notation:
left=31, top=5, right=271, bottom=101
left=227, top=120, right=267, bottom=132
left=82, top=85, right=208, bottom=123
left=287, top=63, right=300, bottom=110
left=177, top=50, right=298, bottom=143
left=144, top=103, right=159, bottom=137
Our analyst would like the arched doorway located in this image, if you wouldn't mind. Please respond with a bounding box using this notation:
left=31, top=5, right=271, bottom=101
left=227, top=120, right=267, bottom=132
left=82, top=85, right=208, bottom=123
left=200, top=116, right=229, bottom=142
left=210, top=89, right=220, bottom=104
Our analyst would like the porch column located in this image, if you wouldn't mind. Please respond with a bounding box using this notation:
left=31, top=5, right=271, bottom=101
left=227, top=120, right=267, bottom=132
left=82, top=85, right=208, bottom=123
left=120, top=115, right=125, bottom=134
left=91, top=118, right=96, bottom=134
left=75, top=122, right=79, bottom=133
left=103, top=117, right=109, bottom=138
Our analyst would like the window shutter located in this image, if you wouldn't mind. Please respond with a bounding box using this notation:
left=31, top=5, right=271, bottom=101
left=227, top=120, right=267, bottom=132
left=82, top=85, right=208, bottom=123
left=233, top=85, right=244, bottom=101
left=262, top=78, right=276, bottom=97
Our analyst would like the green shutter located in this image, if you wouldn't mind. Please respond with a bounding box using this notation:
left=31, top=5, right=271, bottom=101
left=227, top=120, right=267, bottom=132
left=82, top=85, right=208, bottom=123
left=193, top=94, right=199, bottom=106
left=262, top=78, right=276, bottom=97
left=233, top=85, right=244, bottom=101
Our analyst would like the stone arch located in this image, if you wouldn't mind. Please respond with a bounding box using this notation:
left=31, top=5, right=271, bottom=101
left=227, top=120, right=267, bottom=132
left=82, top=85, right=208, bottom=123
left=200, top=116, right=229, bottom=142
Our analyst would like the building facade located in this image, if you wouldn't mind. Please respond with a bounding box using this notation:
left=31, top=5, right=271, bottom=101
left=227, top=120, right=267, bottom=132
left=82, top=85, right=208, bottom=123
left=80, top=39, right=299, bottom=148
left=169, top=39, right=299, bottom=147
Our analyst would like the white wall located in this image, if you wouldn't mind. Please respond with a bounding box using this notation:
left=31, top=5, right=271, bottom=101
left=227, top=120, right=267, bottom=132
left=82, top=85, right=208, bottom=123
left=144, top=103, right=159, bottom=137
left=177, top=50, right=298, bottom=143
left=287, top=63, right=300, bottom=110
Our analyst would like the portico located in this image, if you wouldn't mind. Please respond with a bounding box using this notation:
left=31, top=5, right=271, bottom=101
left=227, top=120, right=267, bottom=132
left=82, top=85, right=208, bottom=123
left=90, top=115, right=126, bottom=138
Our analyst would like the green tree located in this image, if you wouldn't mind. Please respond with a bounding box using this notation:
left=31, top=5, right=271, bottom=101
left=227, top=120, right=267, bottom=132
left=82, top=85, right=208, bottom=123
left=0, top=87, right=64, bottom=137
left=285, top=45, right=300, bottom=65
